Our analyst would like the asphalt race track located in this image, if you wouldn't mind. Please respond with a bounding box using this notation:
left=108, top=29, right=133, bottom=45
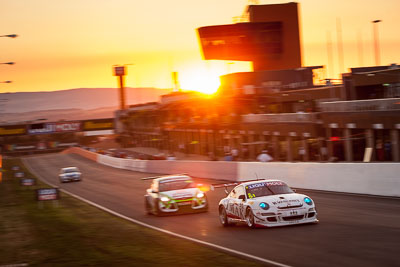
left=23, top=153, right=400, bottom=267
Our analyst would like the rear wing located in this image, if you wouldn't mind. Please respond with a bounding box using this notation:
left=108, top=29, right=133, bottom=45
left=211, top=178, right=267, bottom=194
left=211, top=182, right=240, bottom=195
left=211, top=182, right=239, bottom=190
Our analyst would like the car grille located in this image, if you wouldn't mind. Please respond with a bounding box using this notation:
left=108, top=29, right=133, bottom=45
left=261, top=212, right=275, bottom=216
left=282, top=215, right=304, bottom=221
left=278, top=204, right=303, bottom=209
left=173, top=196, right=193, bottom=201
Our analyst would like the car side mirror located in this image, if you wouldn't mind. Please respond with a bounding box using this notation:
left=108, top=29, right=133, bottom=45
left=238, top=195, right=246, bottom=202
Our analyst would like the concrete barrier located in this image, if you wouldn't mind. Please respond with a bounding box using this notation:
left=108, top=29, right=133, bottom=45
left=65, top=147, right=400, bottom=197
left=62, top=147, right=98, bottom=162
left=126, top=159, right=148, bottom=172
left=238, top=162, right=400, bottom=197
left=98, top=154, right=127, bottom=169
left=97, top=154, right=148, bottom=172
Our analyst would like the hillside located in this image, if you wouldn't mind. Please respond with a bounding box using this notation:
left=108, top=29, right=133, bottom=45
left=0, top=87, right=172, bottom=123
left=0, top=87, right=171, bottom=113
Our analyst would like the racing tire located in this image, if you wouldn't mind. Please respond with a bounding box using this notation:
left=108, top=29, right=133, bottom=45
left=199, top=196, right=209, bottom=212
left=245, top=207, right=256, bottom=228
left=154, top=199, right=163, bottom=216
left=219, top=206, right=230, bottom=227
left=144, top=197, right=152, bottom=215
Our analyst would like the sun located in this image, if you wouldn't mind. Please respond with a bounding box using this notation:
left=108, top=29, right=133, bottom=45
left=177, top=61, right=252, bottom=94
left=179, top=68, right=222, bottom=94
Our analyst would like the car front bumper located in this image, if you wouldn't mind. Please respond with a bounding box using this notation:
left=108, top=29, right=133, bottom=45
left=254, top=208, right=318, bottom=227
left=158, top=198, right=207, bottom=214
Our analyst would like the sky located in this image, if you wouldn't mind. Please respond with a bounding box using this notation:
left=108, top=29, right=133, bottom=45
left=1, top=0, right=400, bottom=94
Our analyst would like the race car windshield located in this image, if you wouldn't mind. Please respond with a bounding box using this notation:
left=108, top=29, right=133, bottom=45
left=64, top=168, right=78, bottom=173
left=245, top=181, right=293, bottom=198
left=159, top=179, right=196, bottom=192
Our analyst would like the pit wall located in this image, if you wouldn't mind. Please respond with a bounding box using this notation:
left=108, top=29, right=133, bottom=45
left=65, top=148, right=400, bottom=197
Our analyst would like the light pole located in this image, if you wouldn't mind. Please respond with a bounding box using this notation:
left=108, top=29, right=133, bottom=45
left=1, top=34, right=18, bottom=84
left=372, top=20, right=382, bottom=66
left=0, top=34, right=18, bottom=38
left=113, top=64, right=133, bottom=110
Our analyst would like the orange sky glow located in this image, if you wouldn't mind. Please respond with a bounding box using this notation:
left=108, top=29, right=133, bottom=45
left=1, top=0, right=399, bottom=94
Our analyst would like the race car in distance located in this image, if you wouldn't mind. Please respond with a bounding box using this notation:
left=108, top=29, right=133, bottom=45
left=218, top=179, right=318, bottom=228
left=59, top=167, right=82, bottom=183
left=144, top=174, right=208, bottom=216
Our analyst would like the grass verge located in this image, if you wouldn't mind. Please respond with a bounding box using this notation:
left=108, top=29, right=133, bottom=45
left=0, top=158, right=263, bottom=267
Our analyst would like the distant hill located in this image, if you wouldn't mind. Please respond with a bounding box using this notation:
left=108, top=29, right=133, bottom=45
left=0, top=107, right=119, bottom=124
left=0, top=87, right=172, bottom=113
left=0, top=87, right=172, bottom=123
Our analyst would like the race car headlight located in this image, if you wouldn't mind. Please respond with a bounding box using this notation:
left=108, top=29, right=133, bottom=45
left=196, top=192, right=205, bottom=198
left=160, top=196, right=169, bottom=202
left=259, top=202, right=269, bottom=210
left=304, top=197, right=313, bottom=205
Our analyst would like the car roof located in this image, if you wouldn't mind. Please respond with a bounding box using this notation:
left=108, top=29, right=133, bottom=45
left=62, top=167, right=79, bottom=170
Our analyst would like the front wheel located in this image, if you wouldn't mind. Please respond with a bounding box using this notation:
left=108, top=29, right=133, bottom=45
left=153, top=199, right=163, bottom=216
left=219, top=206, right=230, bottom=227
left=144, top=197, right=152, bottom=215
left=245, top=208, right=256, bottom=228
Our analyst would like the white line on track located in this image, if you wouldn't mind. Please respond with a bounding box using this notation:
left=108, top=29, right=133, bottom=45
left=22, top=158, right=292, bottom=267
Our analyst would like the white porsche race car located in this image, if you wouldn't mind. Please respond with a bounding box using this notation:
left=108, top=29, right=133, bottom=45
left=144, top=174, right=208, bottom=216
left=218, top=179, right=318, bottom=228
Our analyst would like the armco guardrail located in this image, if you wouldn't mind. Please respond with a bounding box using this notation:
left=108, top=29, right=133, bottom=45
left=237, top=162, right=400, bottom=197
left=65, top=147, right=400, bottom=197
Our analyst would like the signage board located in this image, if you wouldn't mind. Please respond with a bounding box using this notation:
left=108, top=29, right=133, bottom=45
left=83, top=118, right=114, bottom=131
left=113, top=66, right=126, bottom=76
left=55, top=122, right=81, bottom=132
left=28, top=123, right=54, bottom=135
left=4, top=144, right=47, bottom=152
left=36, top=188, right=60, bottom=201
left=20, top=178, right=36, bottom=186
left=0, top=125, right=26, bottom=136
left=84, top=130, right=114, bottom=136
left=12, top=165, right=20, bottom=171
left=14, top=171, right=24, bottom=178
left=28, top=121, right=82, bottom=135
